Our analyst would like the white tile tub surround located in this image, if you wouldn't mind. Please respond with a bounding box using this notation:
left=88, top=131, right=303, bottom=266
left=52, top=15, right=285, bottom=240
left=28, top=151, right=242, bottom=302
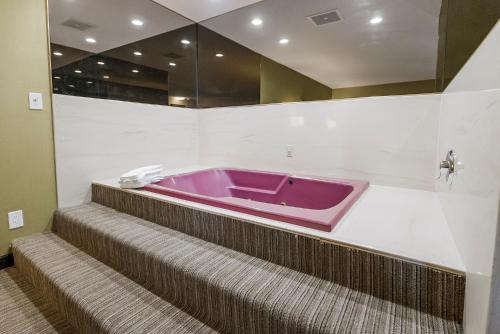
left=199, top=94, right=441, bottom=191
left=436, top=22, right=500, bottom=334
left=53, top=95, right=199, bottom=207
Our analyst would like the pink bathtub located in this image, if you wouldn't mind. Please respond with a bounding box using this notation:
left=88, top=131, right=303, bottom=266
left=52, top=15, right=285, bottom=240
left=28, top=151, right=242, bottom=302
left=144, top=168, right=369, bottom=232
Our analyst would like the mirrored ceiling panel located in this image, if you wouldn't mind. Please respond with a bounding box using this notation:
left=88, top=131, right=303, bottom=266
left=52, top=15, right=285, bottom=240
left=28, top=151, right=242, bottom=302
left=49, top=0, right=197, bottom=106
left=48, top=0, right=499, bottom=107
left=151, top=0, right=264, bottom=23
left=199, top=0, right=442, bottom=102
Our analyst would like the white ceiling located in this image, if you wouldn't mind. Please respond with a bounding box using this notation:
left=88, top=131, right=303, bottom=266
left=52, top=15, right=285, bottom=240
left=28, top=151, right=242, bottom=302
left=152, top=0, right=264, bottom=23
left=49, top=0, right=193, bottom=53
left=201, top=0, right=442, bottom=88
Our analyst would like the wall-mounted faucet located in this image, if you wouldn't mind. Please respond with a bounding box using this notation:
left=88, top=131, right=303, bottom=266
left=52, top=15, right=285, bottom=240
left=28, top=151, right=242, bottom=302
left=438, top=150, right=463, bottom=185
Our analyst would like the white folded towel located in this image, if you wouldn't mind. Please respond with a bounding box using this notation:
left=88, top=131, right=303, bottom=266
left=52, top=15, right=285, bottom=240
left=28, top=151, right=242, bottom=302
left=119, top=165, right=163, bottom=189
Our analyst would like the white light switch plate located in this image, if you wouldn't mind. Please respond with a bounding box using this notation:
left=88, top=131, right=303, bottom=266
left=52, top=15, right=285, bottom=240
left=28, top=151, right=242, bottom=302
left=8, top=210, right=24, bottom=229
left=29, top=92, right=43, bottom=110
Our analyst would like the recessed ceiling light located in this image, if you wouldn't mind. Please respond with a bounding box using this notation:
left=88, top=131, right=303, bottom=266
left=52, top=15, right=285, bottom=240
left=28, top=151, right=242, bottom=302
left=87, top=81, right=93, bottom=84
left=74, top=69, right=82, bottom=74
left=279, top=38, right=289, bottom=44
left=54, top=76, right=61, bottom=80
left=251, top=18, right=263, bottom=26
left=370, top=16, right=383, bottom=24
left=133, top=51, right=142, bottom=56
left=215, top=53, right=224, bottom=58
left=169, top=62, right=176, bottom=67
left=97, top=61, right=105, bottom=65
left=181, top=39, right=191, bottom=45
left=131, top=19, right=144, bottom=26
left=85, top=37, right=96, bottom=44
left=132, top=69, right=139, bottom=73
left=103, top=75, right=110, bottom=79
left=68, top=84, right=75, bottom=88
left=53, top=51, right=63, bottom=56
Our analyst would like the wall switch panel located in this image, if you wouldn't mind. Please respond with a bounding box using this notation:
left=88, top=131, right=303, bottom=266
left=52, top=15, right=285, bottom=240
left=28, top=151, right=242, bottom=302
left=29, top=92, right=43, bottom=110
left=286, top=145, right=294, bottom=158
left=8, top=210, right=24, bottom=229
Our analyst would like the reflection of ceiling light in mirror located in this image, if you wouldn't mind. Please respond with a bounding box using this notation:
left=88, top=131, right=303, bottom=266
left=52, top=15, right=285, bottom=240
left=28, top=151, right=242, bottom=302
left=279, top=38, right=289, bottom=44
left=53, top=51, right=63, bottom=56
left=85, top=37, right=96, bottom=44
left=74, top=70, right=82, bottom=74
left=54, top=76, right=61, bottom=80
left=133, top=51, right=142, bottom=56
left=169, top=62, right=176, bottom=67
left=132, top=69, right=139, bottom=73
left=370, top=17, right=383, bottom=24
left=54, top=88, right=59, bottom=91
left=251, top=18, right=263, bottom=26
left=68, top=84, right=75, bottom=88
left=97, top=61, right=105, bottom=65
left=215, top=53, right=224, bottom=58
left=103, top=75, right=110, bottom=79
left=131, top=19, right=144, bottom=26
left=181, top=39, right=191, bottom=45
left=87, top=81, right=93, bottom=84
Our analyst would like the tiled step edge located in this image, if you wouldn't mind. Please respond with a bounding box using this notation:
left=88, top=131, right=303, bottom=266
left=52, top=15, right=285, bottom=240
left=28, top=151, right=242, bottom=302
left=92, top=183, right=465, bottom=323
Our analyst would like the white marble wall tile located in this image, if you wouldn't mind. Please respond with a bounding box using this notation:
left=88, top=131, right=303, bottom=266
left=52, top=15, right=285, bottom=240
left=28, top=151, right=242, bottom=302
left=199, top=94, right=441, bottom=190
left=436, top=22, right=500, bottom=334
left=53, top=95, right=199, bottom=207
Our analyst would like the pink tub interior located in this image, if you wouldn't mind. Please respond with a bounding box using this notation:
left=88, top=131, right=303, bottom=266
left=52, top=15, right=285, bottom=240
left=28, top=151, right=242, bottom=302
left=144, top=168, right=369, bottom=232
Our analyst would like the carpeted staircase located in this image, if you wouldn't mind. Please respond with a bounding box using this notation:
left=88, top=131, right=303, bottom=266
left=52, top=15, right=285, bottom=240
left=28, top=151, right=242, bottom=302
left=1, top=202, right=464, bottom=333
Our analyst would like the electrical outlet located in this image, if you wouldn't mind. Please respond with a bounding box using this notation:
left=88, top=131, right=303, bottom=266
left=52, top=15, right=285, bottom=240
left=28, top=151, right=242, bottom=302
left=286, top=145, right=293, bottom=158
left=8, top=210, right=24, bottom=229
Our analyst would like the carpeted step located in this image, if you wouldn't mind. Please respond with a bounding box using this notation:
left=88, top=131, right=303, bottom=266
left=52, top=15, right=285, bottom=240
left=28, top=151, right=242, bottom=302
left=11, top=233, right=218, bottom=334
left=0, top=267, right=76, bottom=334
left=53, top=203, right=463, bottom=334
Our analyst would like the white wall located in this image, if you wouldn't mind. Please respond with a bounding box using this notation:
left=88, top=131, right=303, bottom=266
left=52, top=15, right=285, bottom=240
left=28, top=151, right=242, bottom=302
left=53, top=95, right=199, bottom=207
left=436, top=22, right=500, bottom=334
left=199, top=94, right=441, bottom=191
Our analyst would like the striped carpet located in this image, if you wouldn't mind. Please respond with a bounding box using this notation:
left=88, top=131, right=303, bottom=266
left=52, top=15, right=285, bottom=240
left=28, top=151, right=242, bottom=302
left=0, top=267, right=75, bottom=334
left=12, top=233, right=218, bottom=334
left=49, top=203, right=462, bottom=334
left=92, top=184, right=465, bottom=323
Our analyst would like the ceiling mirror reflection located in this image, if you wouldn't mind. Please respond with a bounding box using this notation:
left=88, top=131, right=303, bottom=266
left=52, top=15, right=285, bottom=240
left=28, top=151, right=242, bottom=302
left=48, top=0, right=499, bottom=107
left=49, top=0, right=197, bottom=107
left=198, top=0, right=442, bottom=104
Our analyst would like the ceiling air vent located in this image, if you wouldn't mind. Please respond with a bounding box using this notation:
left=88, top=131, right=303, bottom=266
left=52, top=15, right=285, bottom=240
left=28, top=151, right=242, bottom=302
left=308, top=10, right=343, bottom=26
left=61, top=19, right=95, bottom=31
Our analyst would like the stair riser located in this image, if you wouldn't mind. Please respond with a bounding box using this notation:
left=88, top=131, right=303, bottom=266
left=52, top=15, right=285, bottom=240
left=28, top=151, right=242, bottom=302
left=53, top=214, right=320, bottom=333
left=91, top=184, right=465, bottom=323
left=55, top=209, right=464, bottom=334
left=13, top=244, right=105, bottom=334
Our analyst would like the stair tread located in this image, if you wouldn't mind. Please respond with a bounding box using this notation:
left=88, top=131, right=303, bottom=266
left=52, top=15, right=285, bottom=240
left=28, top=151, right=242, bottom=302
left=0, top=267, right=75, bottom=334
left=12, top=233, right=218, bottom=334
left=53, top=203, right=462, bottom=334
